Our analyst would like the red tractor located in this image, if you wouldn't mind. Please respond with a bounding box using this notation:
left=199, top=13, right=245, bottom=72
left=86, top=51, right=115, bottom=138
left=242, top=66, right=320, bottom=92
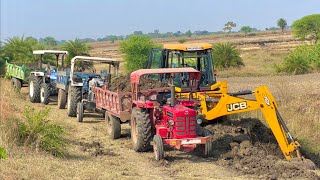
left=129, top=68, right=212, bottom=160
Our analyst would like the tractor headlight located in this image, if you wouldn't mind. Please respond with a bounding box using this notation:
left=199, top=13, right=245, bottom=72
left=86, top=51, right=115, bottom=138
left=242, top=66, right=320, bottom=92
left=168, top=120, right=174, bottom=126
left=197, top=118, right=202, bottom=125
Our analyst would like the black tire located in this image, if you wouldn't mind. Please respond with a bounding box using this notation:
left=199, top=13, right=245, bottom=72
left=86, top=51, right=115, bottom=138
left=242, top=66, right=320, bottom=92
left=40, top=83, right=50, bottom=105
left=77, top=102, right=84, bottom=123
left=131, top=108, right=153, bottom=152
left=11, top=78, right=22, bottom=92
left=153, top=135, right=164, bottom=160
left=202, top=129, right=212, bottom=137
left=29, top=75, right=42, bottom=103
left=67, top=86, right=82, bottom=117
left=106, top=112, right=121, bottom=139
left=57, top=88, right=67, bottom=109
left=203, top=137, right=212, bottom=157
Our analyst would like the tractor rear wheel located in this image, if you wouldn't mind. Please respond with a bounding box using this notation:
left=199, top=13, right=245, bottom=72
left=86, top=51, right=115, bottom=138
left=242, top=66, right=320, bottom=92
left=106, top=112, right=121, bottom=139
left=203, top=137, right=212, bottom=157
left=77, top=102, right=84, bottom=123
left=11, top=78, right=22, bottom=92
left=153, top=135, right=164, bottom=160
left=131, top=108, right=153, bottom=152
left=57, top=89, right=67, bottom=109
left=29, top=75, right=42, bottom=103
left=40, top=83, right=50, bottom=105
left=67, top=86, right=82, bottom=117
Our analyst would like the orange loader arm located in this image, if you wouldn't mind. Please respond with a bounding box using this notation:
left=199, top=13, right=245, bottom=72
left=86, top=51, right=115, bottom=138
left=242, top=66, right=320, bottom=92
left=198, top=85, right=301, bottom=160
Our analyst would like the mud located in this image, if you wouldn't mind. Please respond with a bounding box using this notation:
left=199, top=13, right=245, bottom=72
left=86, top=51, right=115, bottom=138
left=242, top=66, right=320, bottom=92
left=205, top=118, right=319, bottom=179
left=79, top=141, right=117, bottom=157
left=109, top=74, right=169, bottom=92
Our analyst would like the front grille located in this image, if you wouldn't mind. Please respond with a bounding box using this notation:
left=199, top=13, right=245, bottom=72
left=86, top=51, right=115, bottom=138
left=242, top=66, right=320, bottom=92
left=175, top=115, right=196, bottom=138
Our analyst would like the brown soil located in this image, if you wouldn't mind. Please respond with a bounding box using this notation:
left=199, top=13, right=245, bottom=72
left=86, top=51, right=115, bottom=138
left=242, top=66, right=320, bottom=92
left=79, top=141, right=118, bottom=157
left=205, top=118, right=319, bottom=179
left=109, top=74, right=169, bottom=92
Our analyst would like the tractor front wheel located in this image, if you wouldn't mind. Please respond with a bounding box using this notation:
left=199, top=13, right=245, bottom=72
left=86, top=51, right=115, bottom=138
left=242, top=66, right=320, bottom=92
left=77, top=102, right=84, bottom=122
left=29, top=75, right=42, bottom=103
left=153, top=135, right=164, bottom=160
left=131, top=108, right=153, bottom=152
left=40, top=83, right=50, bottom=105
left=203, top=138, right=212, bottom=157
left=67, top=86, right=82, bottom=117
left=57, top=89, right=67, bottom=109
left=106, top=112, right=121, bottom=139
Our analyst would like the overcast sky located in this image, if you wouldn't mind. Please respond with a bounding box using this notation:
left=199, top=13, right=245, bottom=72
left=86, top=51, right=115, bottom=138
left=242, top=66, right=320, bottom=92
left=1, top=0, right=320, bottom=40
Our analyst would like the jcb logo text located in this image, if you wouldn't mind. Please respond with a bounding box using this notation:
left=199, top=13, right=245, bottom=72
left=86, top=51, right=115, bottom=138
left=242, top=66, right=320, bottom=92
left=227, top=102, right=247, bottom=112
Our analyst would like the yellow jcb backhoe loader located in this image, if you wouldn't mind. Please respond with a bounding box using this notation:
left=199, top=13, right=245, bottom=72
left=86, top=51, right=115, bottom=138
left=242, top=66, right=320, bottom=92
left=146, top=43, right=301, bottom=160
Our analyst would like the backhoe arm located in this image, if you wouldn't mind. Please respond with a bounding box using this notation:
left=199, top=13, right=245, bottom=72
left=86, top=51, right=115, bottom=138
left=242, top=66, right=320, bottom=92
left=198, top=85, right=301, bottom=160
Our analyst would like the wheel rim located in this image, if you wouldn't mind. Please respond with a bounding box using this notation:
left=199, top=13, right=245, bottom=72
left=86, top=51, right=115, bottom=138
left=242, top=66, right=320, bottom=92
left=67, top=91, right=71, bottom=110
left=29, top=81, right=34, bottom=97
left=40, top=86, right=45, bottom=102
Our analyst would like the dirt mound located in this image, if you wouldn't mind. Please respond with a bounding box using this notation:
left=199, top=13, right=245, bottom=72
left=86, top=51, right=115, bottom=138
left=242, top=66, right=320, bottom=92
left=79, top=141, right=117, bottom=157
left=109, top=75, right=169, bottom=92
left=206, top=118, right=319, bottom=179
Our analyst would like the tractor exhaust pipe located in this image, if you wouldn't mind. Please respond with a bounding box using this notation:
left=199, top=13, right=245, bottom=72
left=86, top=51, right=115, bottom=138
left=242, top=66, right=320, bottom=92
left=170, top=85, right=175, bottom=107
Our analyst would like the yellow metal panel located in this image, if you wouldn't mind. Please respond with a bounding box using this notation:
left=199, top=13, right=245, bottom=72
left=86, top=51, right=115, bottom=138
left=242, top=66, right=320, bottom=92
left=163, top=43, right=213, bottom=51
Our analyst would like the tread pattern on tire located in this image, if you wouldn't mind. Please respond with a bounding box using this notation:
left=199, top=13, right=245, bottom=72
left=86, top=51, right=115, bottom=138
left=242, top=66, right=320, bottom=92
left=132, top=108, right=153, bottom=152
left=153, top=135, right=164, bottom=160
left=67, top=86, right=82, bottom=117
left=29, top=75, right=42, bottom=103
left=41, top=83, right=51, bottom=105
left=57, top=88, right=67, bottom=109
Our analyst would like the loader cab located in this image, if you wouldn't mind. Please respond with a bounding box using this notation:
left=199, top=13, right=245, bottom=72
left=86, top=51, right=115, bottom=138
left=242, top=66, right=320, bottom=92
left=146, top=43, right=216, bottom=91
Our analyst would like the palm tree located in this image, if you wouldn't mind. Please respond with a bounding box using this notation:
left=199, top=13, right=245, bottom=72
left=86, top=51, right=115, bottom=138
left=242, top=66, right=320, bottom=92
left=2, top=36, right=35, bottom=62
left=277, top=18, right=287, bottom=32
left=61, top=39, right=91, bottom=65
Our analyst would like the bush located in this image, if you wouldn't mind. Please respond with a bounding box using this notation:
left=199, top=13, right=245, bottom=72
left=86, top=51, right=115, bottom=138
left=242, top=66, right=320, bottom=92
left=18, top=106, right=67, bottom=157
left=178, top=39, right=187, bottom=44
left=212, top=43, right=244, bottom=69
left=120, top=35, right=158, bottom=72
left=276, top=44, right=320, bottom=74
left=0, top=147, right=7, bottom=159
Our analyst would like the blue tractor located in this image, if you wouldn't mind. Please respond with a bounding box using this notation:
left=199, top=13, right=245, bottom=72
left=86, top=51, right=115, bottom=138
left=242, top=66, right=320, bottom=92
left=56, top=56, right=120, bottom=117
left=29, top=50, right=68, bottom=105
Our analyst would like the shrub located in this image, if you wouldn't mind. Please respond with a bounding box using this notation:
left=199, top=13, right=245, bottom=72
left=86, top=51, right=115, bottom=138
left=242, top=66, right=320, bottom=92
left=120, top=35, right=158, bottom=72
left=276, top=44, right=320, bottom=74
left=0, top=147, right=7, bottom=159
left=18, top=106, right=67, bottom=157
left=178, top=39, right=187, bottom=44
left=212, top=43, right=244, bottom=69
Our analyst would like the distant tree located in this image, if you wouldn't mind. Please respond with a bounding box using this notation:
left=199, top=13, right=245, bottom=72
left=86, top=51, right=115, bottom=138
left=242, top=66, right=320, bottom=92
left=41, top=36, right=57, bottom=46
left=185, top=30, right=192, bottom=37
left=223, top=21, right=236, bottom=33
left=240, top=26, right=252, bottom=36
left=120, top=35, right=157, bottom=72
left=292, top=14, right=320, bottom=44
left=133, top=31, right=143, bottom=35
left=61, top=39, right=91, bottom=65
left=277, top=18, right=288, bottom=32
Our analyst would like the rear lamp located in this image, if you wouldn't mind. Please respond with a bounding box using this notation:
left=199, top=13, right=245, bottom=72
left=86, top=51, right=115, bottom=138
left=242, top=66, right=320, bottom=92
left=197, top=118, right=202, bottom=124
left=168, top=120, right=175, bottom=126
